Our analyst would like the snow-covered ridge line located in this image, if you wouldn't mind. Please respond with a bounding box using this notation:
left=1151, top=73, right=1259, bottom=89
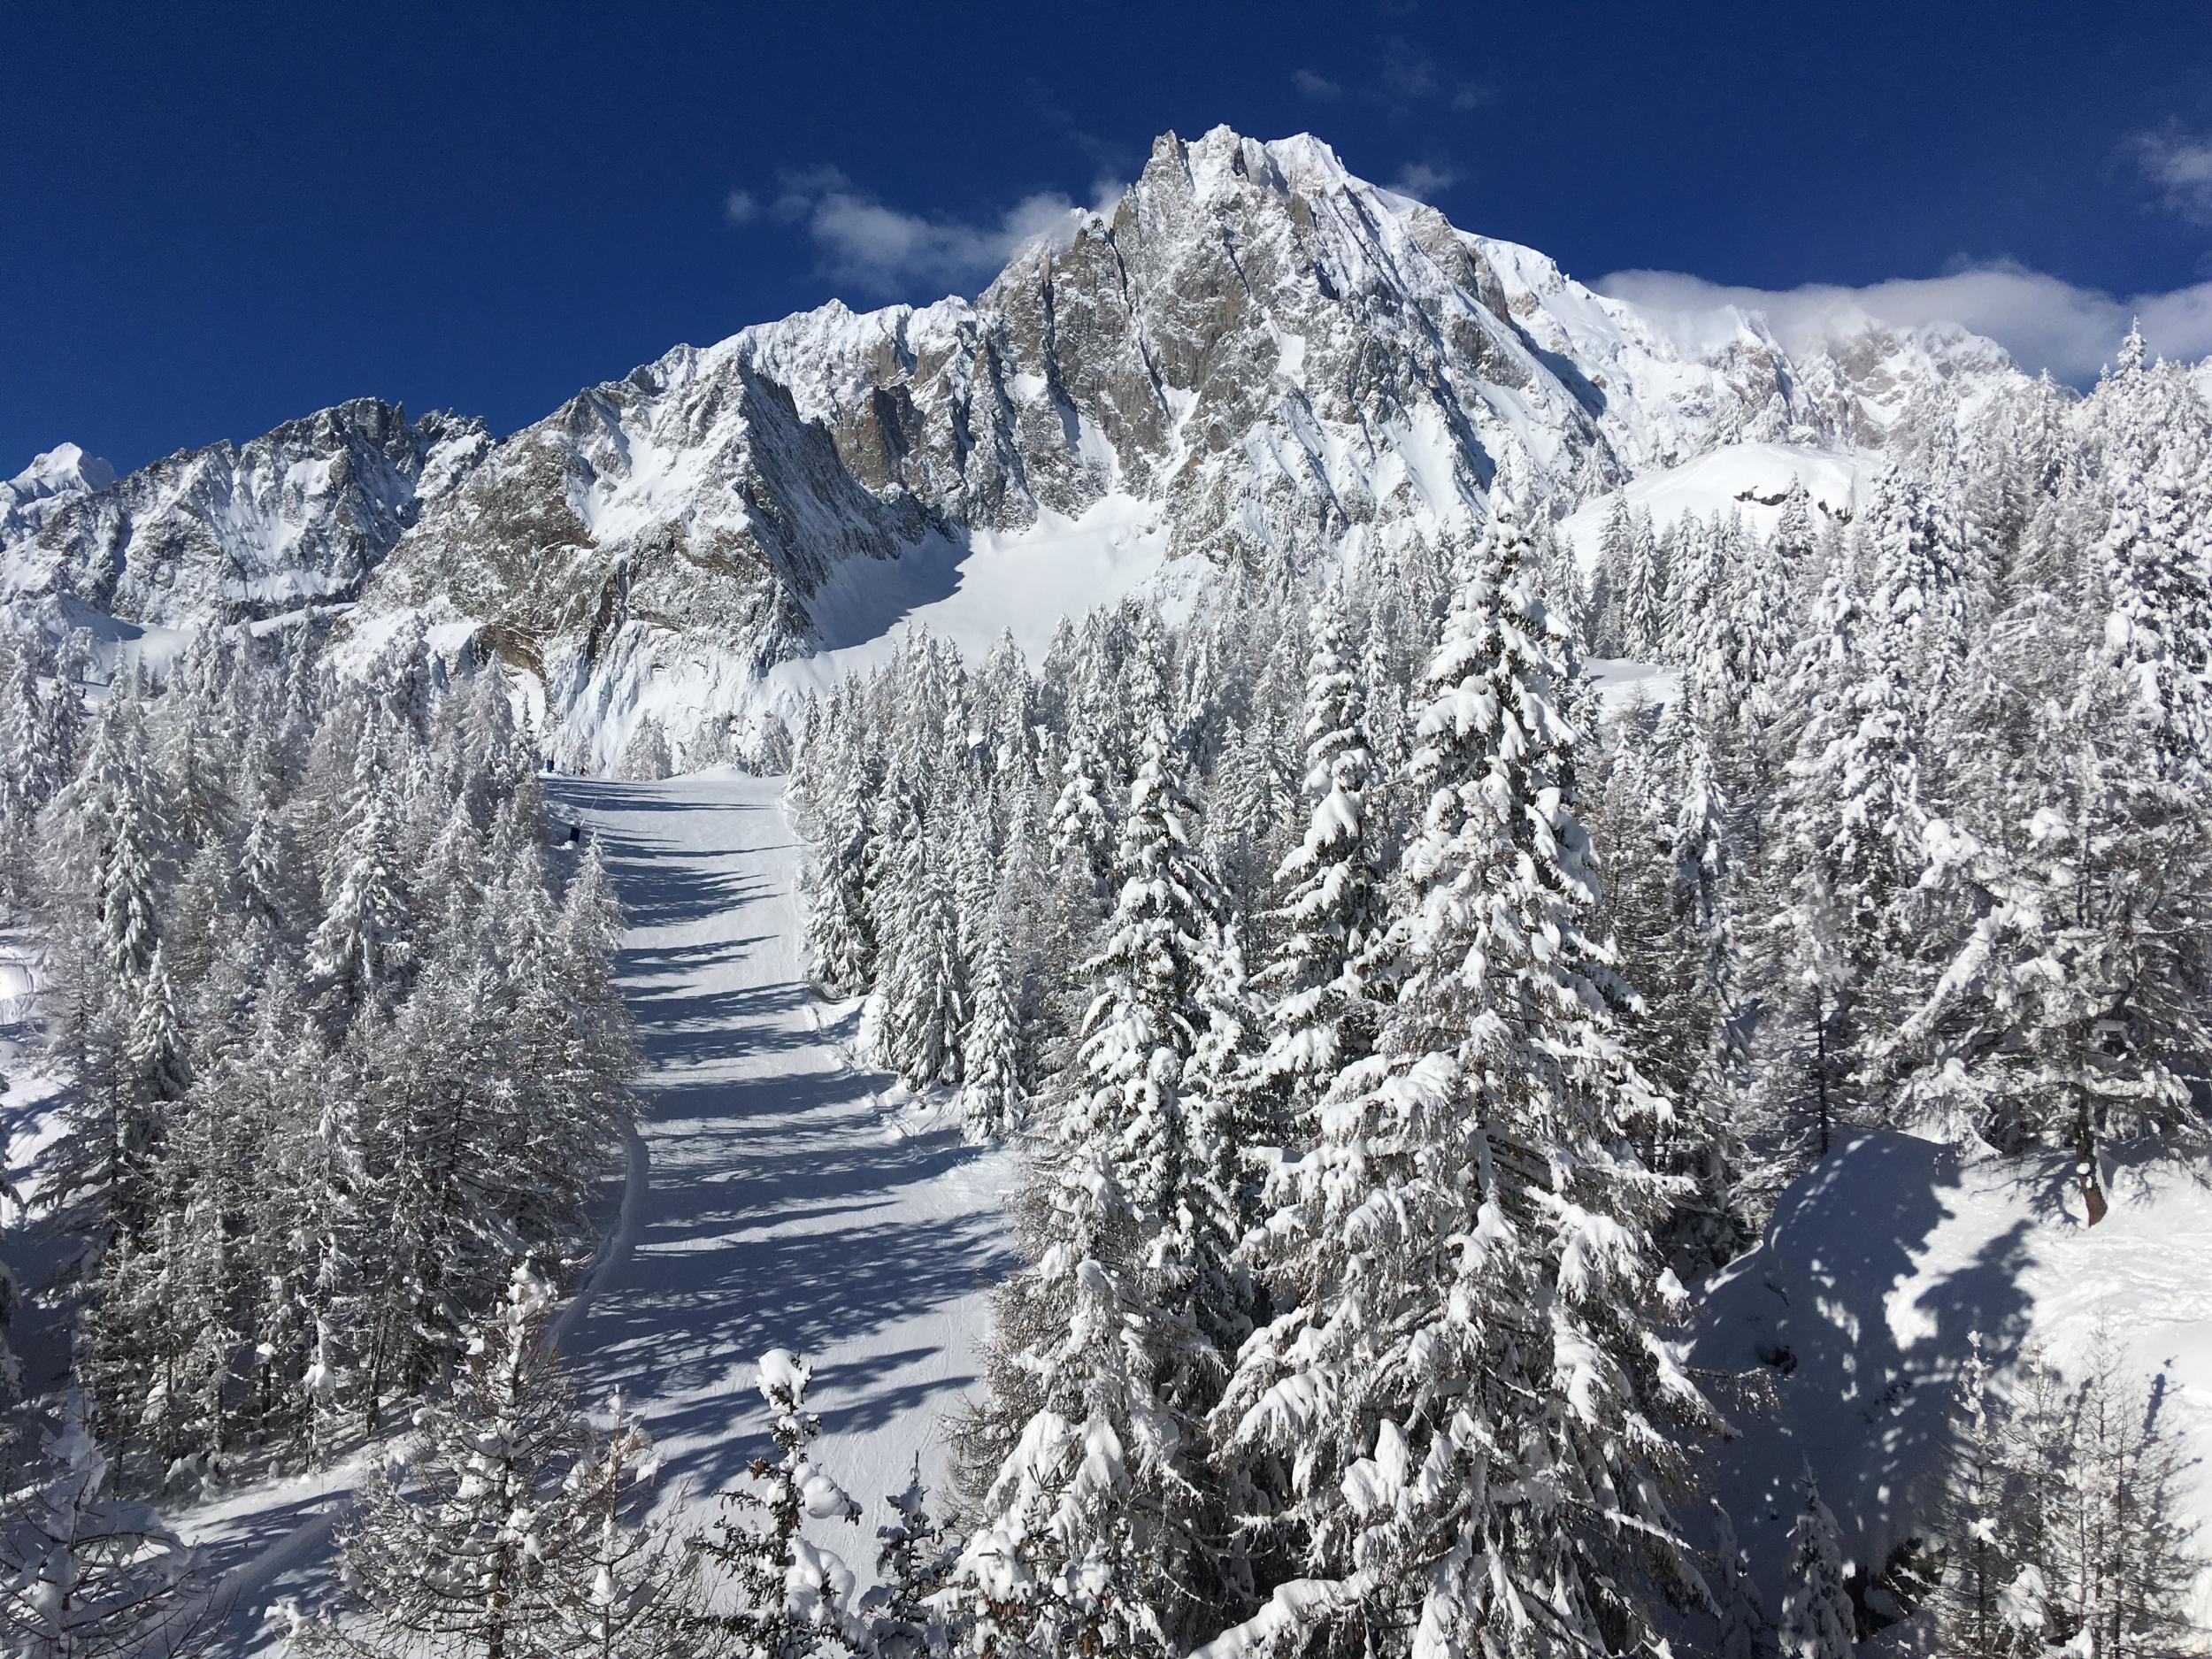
left=5, top=123, right=2036, bottom=768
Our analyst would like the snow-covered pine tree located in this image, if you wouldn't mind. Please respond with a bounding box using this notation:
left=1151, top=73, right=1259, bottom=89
left=2038, top=1326, right=2204, bottom=1659
left=310, top=1268, right=584, bottom=1656
left=1863, top=464, right=1978, bottom=715
left=1178, top=916, right=1262, bottom=1338
left=1758, top=527, right=1921, bottom=1168
left=1709, top=1500, right=1764, bottom=1659
left=618, top=714, right=675, bottom=782
left=1590, top=495, right=1637, bottom=656
left=306, top=768, right=411, bottom=1028
left=1532, top=515, right=1592, bottom=648
left=0, top=638, right=64, bottom=914
left=1934, top=1333, right=2023, bottom=1659
left=874, top=805, right=965, bottom=1092
left=1892, top=544, right=2211, bottom=1194
left=2093, top=393, right=2212, bottom=786
left=803, top=763, right=879, bottom=998
left=1778, top=1471, right=1857, bottom=1659
left=1618, top=505, right=1668, bottom=660
left=950, top=716, right=1240, bottom=1654
left=1644, top=684, right=1752, bottom=1271
left=42, top=678, right=173, bottom=1239
left=0, top=1400, right=213, bottom=1658
left=1772, top=475, right=1818, bottom=599
left=867, top=1462, right=952, bottom=1659
left=1720, top=513, right=1800, bottom=815
left=1047, top=738, right=1117, bottom=910
left=1250, top=583, right=1385, bottom=1148
left=546, top=1398, right=710, bottom=1659
left=1666, top=512, right=1729, bottom=667
left=1210, top=499, right=1711, bottom=1659
left=958, top=918, right=1027, bottom=1143
left=694, top=1348, right=865, bottom=1657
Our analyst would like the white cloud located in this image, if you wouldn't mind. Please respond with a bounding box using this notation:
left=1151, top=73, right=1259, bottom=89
left=1378, top=39, right=1440, bottom=102
left=728, top=167, right=1119, bottom=296
left=2130, top=127, right=2212, bottom=224
left=1594, top=261, right=2212, bottom=384
left=1292, top=68, right=1342, bottom=101
left=1388, top=161, right=1459, bottom=199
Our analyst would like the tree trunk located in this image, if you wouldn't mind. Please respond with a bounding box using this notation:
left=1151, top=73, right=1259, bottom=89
left=2076, top=1105, right=2108, bottom=1226
left=1813, top=987, right=1832, bottom=1160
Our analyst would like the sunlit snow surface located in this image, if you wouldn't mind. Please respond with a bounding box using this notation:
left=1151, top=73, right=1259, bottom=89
left=772, top=495, right=1184, bottom=694
left=1557, top=440, right=1883, bottom=574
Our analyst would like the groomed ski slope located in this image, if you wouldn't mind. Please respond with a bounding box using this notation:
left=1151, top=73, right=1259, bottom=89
left=546, top=769, right=1018, bottom=1527
left=188, top=770, right=1016, bottom=1640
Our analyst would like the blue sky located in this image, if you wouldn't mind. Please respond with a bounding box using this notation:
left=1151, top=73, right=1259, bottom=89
left=9, top=0, right=2211, bottom=475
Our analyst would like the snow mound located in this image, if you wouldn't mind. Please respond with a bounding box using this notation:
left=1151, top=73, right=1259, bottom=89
left=1690, top=1132, right=2212, bottom=1626
left=1558, top=442, right=1879, bottom=573
left=1584, top=657, right=1679, bottom=717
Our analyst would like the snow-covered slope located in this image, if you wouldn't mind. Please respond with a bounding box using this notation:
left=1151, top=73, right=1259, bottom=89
left=1556, top=440, right=1881, bottom=572
left=1691, top=1133, right=2212, bottom=1633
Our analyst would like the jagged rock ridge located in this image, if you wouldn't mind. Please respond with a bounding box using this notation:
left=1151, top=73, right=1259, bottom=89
left=4, top=127, right=2028, bottom=756
left=2, top=400, right=487, bottom=626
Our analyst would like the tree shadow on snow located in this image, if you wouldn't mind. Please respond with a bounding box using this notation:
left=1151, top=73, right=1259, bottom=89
left=1688, top=1131, right=2037, bottom=1607
left=541, top=776, right=1018, bottom=1506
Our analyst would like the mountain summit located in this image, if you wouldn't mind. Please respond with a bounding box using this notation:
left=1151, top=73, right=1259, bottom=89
left=2, top=126, right=2024, bottom=759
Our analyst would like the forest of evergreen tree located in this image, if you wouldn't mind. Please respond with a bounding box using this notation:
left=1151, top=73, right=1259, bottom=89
left=780, top=334, right=2211, bottom=1656
left=0, top=331, right=2206, bottom=1655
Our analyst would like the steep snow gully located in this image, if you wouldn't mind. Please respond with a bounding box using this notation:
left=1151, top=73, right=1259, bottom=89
left=196, top=771, right=1015, bottom=1640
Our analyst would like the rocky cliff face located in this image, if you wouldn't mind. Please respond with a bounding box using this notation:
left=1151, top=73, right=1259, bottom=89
left=355, top=128, right=2028, bottom=759
left=1, top=399, right=488, bottom=626
left=3, top=126, right=2027, bottom=755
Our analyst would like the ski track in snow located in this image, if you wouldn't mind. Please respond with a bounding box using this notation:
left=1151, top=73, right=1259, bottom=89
left=188, top=769, right=1016, bottom=1644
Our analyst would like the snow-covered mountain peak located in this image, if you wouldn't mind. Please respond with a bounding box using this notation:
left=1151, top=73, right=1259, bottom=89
left=1247, top=129, right=1357, bottom=196
left=17, top=442, right=117, bottom=495
left=1, top=442, right=119, bottom=543
left=4, top=122, right=2041, bottom=765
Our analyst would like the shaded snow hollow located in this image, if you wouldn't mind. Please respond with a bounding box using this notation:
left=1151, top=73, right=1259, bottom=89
left=1689, top=1131, right=2212, bottom=1631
